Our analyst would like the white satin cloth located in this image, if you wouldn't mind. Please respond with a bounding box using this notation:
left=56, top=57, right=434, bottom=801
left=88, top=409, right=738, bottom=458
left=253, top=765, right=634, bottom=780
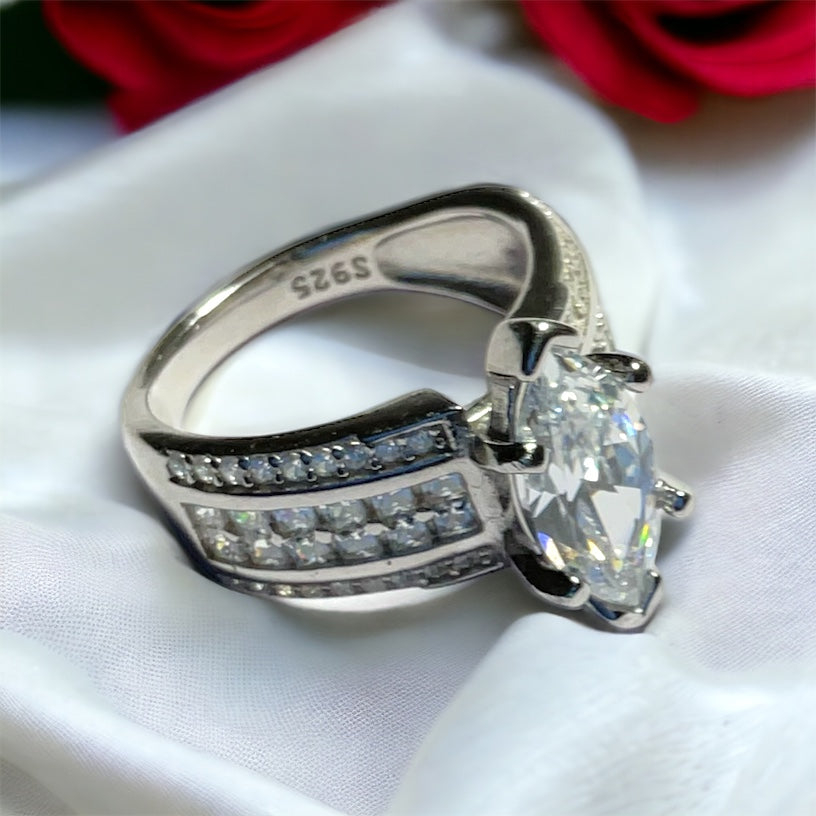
left=2, top=3, right=815, bottom=815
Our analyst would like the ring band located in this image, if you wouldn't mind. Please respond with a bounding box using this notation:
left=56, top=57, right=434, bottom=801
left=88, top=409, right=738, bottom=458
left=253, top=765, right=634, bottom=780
left=122, top=185, right=692, bottom=631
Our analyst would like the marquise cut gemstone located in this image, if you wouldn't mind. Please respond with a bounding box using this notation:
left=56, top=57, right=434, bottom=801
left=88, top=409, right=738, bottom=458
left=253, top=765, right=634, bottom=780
left=515, top=349, right=660, bottom=611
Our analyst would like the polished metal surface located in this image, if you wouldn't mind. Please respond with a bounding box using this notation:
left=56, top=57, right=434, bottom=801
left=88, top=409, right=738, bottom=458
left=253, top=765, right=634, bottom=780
left=122, top=185, right=692, bottom=630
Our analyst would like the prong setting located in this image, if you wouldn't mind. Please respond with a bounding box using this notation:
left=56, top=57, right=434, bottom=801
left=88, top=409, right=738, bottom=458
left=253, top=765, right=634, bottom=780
left=506, top=533, right=591, bottom=610
left=588, top=352, right=652, bottom=392
left=471, top=437, right=549, bottom=474
left=588, top=570, right=663, bottom=632
left=486, top=318, right=580, bottom=382
left=655, top=477, right=694, bottom=518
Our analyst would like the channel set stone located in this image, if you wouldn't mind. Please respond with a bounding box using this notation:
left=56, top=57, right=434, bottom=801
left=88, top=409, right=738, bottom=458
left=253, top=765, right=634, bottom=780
left=515, top=349, right=660, bottom=611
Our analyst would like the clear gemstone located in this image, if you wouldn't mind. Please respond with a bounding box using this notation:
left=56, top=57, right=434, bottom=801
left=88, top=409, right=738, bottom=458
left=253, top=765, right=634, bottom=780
left=384, top=520, right=432, bottom=554
left=385, top=572, right=411, bottom=589
left=515, top=349, right=660, bottom=611
left=167, top=451, right=192, bottom=483
left=270, top=507, right=316, bottom=536
left=419, top=474, right=466, bottom=510
left=190, top=455, right=218, bottom=485
left=343, top=442, right=371, bottom=471
left=280, top=451, right=308, bottom=482
left=408, top=429, right=437, bottom=456
left=287, top=535, right=334, bottom=567
left=250, top=537, right=290, bottom=568
left=206, top=530, right=247, bottom=563
left=274, top=584, right=295, bottom=597
left=247, top=455, right=277, bottom=485
left=227, top=510, right=264, bottom=531
left=189, top=505, right=222, bottom=529
left=374, top=439, right=404, bottom=465
left=359, top=577, right=387, bottom=593
left=371, top=488, right=415, bottom=526
left=219, top=456, right=247, bottom=487
left=320, top=500, right=367, bottom=532
left=299, top=584, right=325, bottom=599
left=309, top=448, right=339, bottom=478
left=432, top=506, right=478, bottom=539
left=333, top=531, right=383, bottom=562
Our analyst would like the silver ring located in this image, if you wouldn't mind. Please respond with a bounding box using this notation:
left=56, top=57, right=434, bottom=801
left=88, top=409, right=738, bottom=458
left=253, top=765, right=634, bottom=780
left=121, top=185, right=692, bottom=631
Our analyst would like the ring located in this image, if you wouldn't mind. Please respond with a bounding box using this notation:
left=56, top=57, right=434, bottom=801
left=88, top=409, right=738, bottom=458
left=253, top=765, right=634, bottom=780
left=122, top=185, right=692, bottom=631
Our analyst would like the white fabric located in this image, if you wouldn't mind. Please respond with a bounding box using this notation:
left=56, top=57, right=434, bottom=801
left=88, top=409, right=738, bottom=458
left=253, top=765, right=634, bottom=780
left=2, top=2, right=815, bottom=815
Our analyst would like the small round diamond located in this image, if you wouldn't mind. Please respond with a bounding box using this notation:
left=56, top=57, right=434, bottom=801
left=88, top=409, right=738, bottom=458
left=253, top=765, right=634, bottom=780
left=342, top=442, right=371, bottom=471
left=287, top=535, right=334, bottom=567
left=371, top=488, right=415, bottom=526
left=374, top=439, right=404, bottom=466
left=219, top=456, right=247, bottom=487
left=320, top=500, right=367, bottom=533
left=270, top=507, right=317, bottom=536
left=432, top=506, right=478, bottom=539
left=189, top=505, right=222, bottom=529
left=407, top=430, right=436, bottom=456
left=250, top=538, right=290, bottom=568
left=281, top=451, right=309, bottom=482
left=228, top=510, right=263, bottom=531
left=309, top=448, right=338, bottom=479
left=206, top=530, right=247, bottom=563
left=166, top=451, right=192, bottom=484
left=385, top=572, right=411, bottom=590
left=191, top=455, right=219, bottom=485
left=247, top=455, right=277, bottom=485
left=274, top=584, right=295, bottom=597
left=333, top=531, right=383, bottom=562
left=299, top=584, right=325, bottom=599
left=384, top=520, right=432, bottom=554
left=419, top=474, right=467, bottom=510
left=359, top=577, right=387, bottom=593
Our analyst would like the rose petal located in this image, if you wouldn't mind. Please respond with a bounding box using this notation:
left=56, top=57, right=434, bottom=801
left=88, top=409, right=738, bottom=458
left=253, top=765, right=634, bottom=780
left=519, top=0, right=700, bottom=122
left=614, top=0, right=816, bottom=95
left=43, top=0, right=382, bottom=130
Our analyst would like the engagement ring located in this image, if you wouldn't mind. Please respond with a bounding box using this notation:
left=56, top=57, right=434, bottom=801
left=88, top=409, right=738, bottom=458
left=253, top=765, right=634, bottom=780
left=122, top=185, right=692, bottom=631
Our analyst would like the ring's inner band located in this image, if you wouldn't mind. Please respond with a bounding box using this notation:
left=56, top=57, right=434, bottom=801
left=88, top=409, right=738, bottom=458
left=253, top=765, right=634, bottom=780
left=142, top=199, right=563, bottom=433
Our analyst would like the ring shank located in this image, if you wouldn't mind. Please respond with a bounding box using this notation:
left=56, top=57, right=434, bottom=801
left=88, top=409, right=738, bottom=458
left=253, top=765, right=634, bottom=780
left=140, top=208, right=533, bottom=432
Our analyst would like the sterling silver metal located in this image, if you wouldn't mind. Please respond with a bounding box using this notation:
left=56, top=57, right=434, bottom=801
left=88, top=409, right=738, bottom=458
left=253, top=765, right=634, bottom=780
left=122, top=185, right=691, bottom=631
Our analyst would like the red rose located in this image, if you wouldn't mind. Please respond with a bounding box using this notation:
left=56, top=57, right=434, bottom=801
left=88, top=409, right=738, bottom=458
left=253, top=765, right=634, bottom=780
left=519, top=0, right=816, bottom=122
left=43, top=0, right=383, bottom=131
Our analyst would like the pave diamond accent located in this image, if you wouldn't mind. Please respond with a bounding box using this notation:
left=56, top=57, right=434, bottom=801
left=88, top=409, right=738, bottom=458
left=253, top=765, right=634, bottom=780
left=167, top=451, right=193, bottom=484
left=165, top=424, right=453, bottom=494
left=218, top=456, right=247, bottom=487
left=204, top=529, right=247, bottom=563
left=309, top=447, right=340, bottom=478
left=184, top=472, right=482, bottom=570
left=333, top=531, right=383, bottom=562
left=371, top=488, right=415, bottom=525
left=384, top=520, right=432, bottom=554
left=270, top=507, right=317, bottom=536
left=250, top=537, right=290, bottom=568
left=222, top=546, right=506, bottom=598
left=320, top=500, right=367, bottom=533
left=280, top=452, right=308, bottom=483
left=515, top=348, right=660, bottom=611
left=288, top=535, right=334, bottom=567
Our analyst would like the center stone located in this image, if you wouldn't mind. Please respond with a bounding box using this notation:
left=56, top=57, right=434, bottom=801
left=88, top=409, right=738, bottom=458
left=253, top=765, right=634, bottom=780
left=514, top=348, right=660, bottom=611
